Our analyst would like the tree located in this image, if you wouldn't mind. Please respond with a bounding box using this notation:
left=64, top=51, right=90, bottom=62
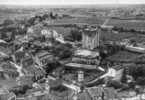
left=112, top=26, right=118, bottom=31
left=130, top=29, right=136, bottom=32
left=42, top=14, right=49, bottom=20
left=128, top=65, right=145, bottom=80
left=3, top=19, right=14, bottom=26
left=65, top=29, right=82, bottom=42
left=9, top=85, right=32, bottom=96
left=27, top=17, right=35, bottom=26
left=136, top=77, right=145, bottom=86
left=49, top=79, right=67, bottom=92
left=52, top=43, right=73, bottom=59
left=44, top=61, right=61, bottom=74
left=50, top=12, right=56, bottom=19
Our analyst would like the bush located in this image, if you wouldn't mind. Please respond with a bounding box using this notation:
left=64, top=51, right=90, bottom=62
left=52, top=43, right=73, bottom=59
left=3, top=19, right=14, bottom=26
left=65, top=29, right=82, bottom=42
left=136, top=77, right=145, bottom=85
left=50, top=80, right=67, bottom=92
left=44, top=61, right=61, bottom=74
left=9, top=85, right=32, bottom=96
left=128, top=65, right=145, bottom=80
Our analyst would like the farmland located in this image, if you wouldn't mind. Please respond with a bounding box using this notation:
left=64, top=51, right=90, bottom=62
left=53, top=17, right=105, bottom=25
left=100, top=31, right=135, bottom=41
left=101, top=30, right=145, bottom=42
left=106, top=50, right=141, bottom=63
left=107, top=19, right=145, bottom=31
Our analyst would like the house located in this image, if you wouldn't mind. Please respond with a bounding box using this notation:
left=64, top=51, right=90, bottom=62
left=41, top=29, right=54, bottom=38
left=66, top=49, right=100, bottom=68
left=0, top=62, right=19, bottom=79
left=65, top=49, right=101, bottom=83
left=0, top=46, right=11, bottom=57
left=87, top=86, right=118, bottom=100
left=34, top=50, right=54, bottom=66
left=0, top=88, right=16, bottom=100
left=13, top=50, right=25, bottom=63
left=41, top=29, right=65, bottom=43
left=0, top=39, right=7, bottom=48
left=65, top=63, right=97, bottom=70
left=22, top=55, right=34, bottom=68
left=27, top=23, right=43, bottom=37
left=75, top=49, right=99, bottom=57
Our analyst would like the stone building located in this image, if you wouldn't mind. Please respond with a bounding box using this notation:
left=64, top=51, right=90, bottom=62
left=34, top=50, right=54, bottom=67
left=82, top=27, right=100, bottom=50
left=65, top=26, right=102, bottom=84
left=0, top=89, right=16, bottom=100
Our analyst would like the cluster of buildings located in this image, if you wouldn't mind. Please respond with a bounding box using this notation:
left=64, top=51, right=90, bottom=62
left=110, top=8, right=145, bottom=19
left=0, top=10, right=145, bottom=100
left=65, top=26, right=101, bottom=84
left=119, top=39, right=145, bottom=53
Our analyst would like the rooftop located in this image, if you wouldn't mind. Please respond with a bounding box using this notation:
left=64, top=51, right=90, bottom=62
left=74, top=49, right=99, bottom=58
left=35, top=50, right=52, bottom=59
left=65, top=63, right=97, bottom=70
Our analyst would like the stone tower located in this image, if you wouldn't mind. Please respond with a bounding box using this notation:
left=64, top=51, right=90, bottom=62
left=82, top=27, right=100, bottom=50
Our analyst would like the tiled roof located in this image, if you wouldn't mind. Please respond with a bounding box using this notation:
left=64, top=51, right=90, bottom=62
left=77, top=91, right=92, bottom=100
left=74, top=49, right=99, bottom=58
left=65, top=63, right=97, bottom=70
left=87, top=87, right=118, bottom=99
left=0, top=90, right=16, bottom=100
left=36, top=51, right=52, bottom=59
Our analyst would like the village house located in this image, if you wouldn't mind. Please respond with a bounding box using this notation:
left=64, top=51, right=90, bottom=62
left=0, top=88, right=16, bottom=100
left=27, top=23, right=43, bottom=38
left=34, top=50, right=54, bottom=67
left=0, top=62, right=19, bottom=79
left=41, top=28, right=65, bottom=43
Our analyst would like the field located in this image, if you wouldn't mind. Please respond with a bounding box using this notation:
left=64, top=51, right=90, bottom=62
left=53, top=17, right=105, bottom=25
left=100, top=30, right=137, bottom=41
left=0, top=7, right=38, bottom=23
left=107, top=19, right=145, bottom=31
left=101, top=30, right=145, bottom=43
left=106, top=50, right=141, bottom=62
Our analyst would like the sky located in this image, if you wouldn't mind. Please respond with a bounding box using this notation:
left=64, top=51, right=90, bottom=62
left=1, top=0, right=145, bottom=5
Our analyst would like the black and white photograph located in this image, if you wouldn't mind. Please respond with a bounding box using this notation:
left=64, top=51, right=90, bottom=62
left=0, top=0, right=145, bottom=100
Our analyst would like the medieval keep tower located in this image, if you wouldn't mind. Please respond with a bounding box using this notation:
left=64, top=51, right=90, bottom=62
left=82, top=27, right=100, bottom=50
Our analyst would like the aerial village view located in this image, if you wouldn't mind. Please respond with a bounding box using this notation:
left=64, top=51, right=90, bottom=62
left=2, top=0, right=145, bottom=100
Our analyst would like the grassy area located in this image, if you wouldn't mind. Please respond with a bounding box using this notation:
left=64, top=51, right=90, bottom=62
left=106, top=50, right=141, bottom=62
left=107, top=19, right=145, bottom=31
left=53, top=17, right=105, bottom=25
left=100, top=30, right=136, bottom=41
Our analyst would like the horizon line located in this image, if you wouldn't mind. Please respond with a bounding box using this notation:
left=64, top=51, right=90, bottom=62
left=1, top=3, right=145, bottom=6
